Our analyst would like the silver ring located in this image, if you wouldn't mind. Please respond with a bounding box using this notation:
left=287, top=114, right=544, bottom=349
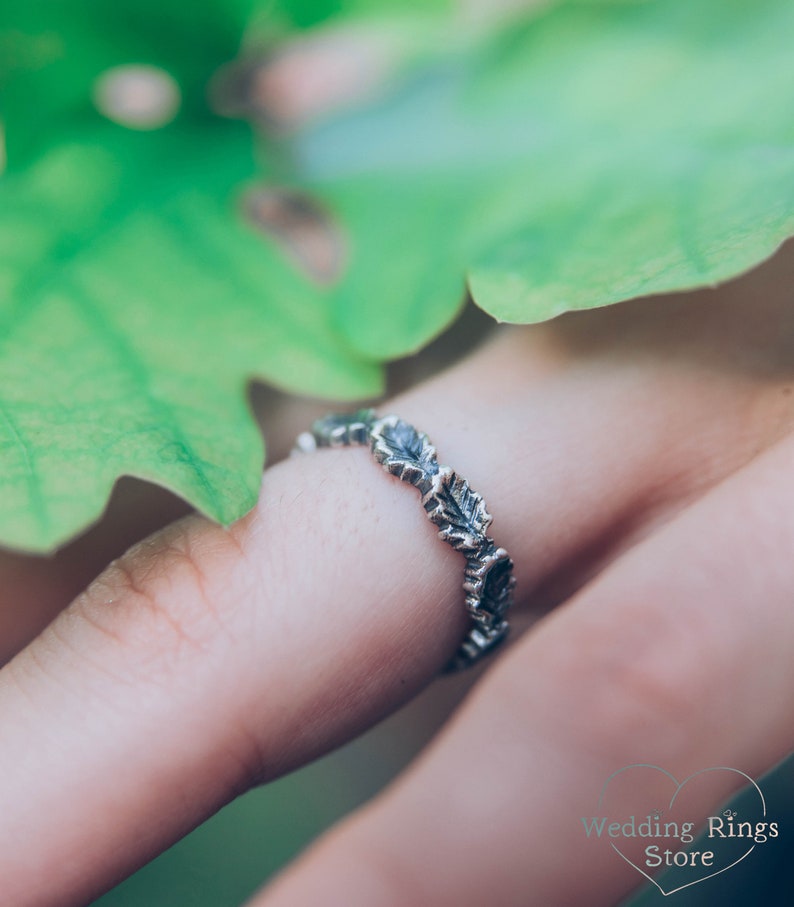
left=293, top=409, right=516, bottom=671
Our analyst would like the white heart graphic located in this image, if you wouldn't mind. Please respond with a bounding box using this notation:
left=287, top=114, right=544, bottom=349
left=597, top=764, right=766, bottom=897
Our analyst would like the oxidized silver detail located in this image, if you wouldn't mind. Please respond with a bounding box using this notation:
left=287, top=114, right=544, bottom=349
left=423, top=467, right=493, bottom=553
left=371, top=415, right=439, bottom=493
left=292, top=410, right=516, bottom=671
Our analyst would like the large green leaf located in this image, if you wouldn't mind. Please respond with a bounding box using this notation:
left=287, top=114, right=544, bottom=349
left=0, top=0, right=382, bottom=552
left=297, top=0, right=794, bottom=357
left=4, top=0, right=793, bottom=551
left=0, top=121, right=379, bottom=551
left=1, top=0, right=455, bottom=553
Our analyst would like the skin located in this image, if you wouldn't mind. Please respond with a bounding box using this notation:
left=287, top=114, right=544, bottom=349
left=1, top=240, right=794, bottom=905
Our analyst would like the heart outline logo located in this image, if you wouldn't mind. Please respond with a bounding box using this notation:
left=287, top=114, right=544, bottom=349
left=597, top=764, right=766, bottom=897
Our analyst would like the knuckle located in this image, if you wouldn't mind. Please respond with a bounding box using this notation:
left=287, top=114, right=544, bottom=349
left=49, top=520, right=274, bottom=793
left=318, top=826, right=431, bottom=907
left=72, top=523, right=245, bottom=680
left=566, top=607, right=717, bottom=758
left=503, top=593, right=723, bottom=762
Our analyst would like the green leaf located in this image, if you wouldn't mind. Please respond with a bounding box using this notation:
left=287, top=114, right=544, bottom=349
left=0, top=120, right=379, bottom=552
left=0, top=1, right=389, bottom=552
left=5, top=0, right=793, bottom=552
left=268, top=0, right=452, bottom=30
left=297, top=0, right=794, bottom=356
left=1, top=0, right=264, bottom=166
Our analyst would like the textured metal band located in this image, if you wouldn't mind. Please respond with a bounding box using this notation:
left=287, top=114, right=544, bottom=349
left=293, top=409, right=516, bottom=671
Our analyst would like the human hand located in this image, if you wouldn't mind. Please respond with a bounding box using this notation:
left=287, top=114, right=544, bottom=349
left=2, top=243, right=794, bottom=906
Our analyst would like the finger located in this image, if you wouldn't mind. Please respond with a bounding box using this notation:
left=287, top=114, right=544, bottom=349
left=0, top=479, right=189, bottom=665
left=0, top=381, right=351, bottom=666
left=250, top=410, right=794, bottom=907
left=0, top=305, right=788, bottom=907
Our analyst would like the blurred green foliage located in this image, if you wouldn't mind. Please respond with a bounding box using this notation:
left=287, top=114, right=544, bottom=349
left=1, top=0, right=793, bottom=552
left=302, top=0, right=794, bottom=356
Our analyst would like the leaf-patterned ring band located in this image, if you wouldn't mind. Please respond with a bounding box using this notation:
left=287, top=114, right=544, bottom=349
left=292, top=409, right=516, bottom=671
